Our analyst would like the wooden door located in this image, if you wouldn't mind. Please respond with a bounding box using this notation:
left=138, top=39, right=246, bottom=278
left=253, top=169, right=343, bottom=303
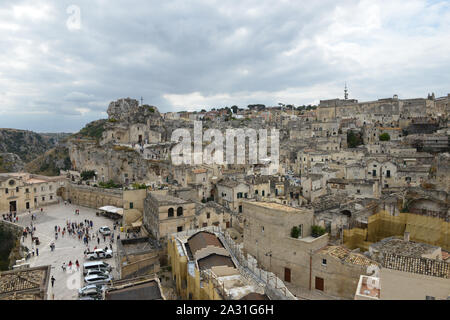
left=315, top=277, right=324, bottom=291
left=284, top=268, right=291, bottom=282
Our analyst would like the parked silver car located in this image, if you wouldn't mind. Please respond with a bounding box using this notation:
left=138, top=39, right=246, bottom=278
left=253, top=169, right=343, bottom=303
left=84, top=274, right=113, bottom=285
left=78, top=284, right=105, bottom=298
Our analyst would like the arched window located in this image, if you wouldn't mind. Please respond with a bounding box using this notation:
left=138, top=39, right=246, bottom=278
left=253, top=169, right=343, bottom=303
left=177, top=207, right=183, bottom=216
left=168, top=208, right=174, bottom=217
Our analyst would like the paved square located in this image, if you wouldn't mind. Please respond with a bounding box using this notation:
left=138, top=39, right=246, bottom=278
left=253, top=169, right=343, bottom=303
left=17, top=202, right=119, bottom=300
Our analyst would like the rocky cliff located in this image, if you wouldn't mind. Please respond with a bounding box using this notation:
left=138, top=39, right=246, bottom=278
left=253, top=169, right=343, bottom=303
left=0, top=128, right=59, bottom=163
left=0, top=153, right=25, bottom=173
left=25, top=146, right=72, bottom=176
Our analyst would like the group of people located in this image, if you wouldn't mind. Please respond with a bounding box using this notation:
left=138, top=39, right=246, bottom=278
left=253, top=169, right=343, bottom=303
left=2, top=212, right=18, bottom=223
left=61, top=260, right=80, bottom=272
left=53, top=218, right=95, bottom=243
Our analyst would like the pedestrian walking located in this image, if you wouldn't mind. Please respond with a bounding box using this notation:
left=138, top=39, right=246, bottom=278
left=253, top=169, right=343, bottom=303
left=76, top=260, right=80, bottom=270
left=68, top=261, right=72, bottom=269
left=62, top=263, right=66, bottom=272
left=51, top=276, right=55, bottom=288
left=36, top=248, right=39, bottom=256
left=97, top=237, right=100, bottom=245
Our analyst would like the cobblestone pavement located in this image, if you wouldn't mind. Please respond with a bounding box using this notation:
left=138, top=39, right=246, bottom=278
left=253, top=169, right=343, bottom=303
left=16, top=202, right=119, bottom=300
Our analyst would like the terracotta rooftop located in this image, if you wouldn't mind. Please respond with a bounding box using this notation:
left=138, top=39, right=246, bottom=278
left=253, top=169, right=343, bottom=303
left=320, top=246, right=377, bottom=267
left=197, top=254, right=235, bottom=271
left=0, top=266, right=51, bottom=300
left=383, top=253, right=450, bottom=279
left=187, top=231, right=224, bottom=256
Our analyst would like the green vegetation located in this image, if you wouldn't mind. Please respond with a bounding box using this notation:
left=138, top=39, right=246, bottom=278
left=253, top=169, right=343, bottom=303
left=25, top=146, right=71, bottom=176
left=132, top=183, right=147, bottom=189
left=379, top=132, right=390, bottom=141
left=347, top=130, right=363, bottom=148
left=311, top=225, right=326, bottom=238
left=291, top=226, right=300, bottom=238
left=0, top=226, right=15, bottom=271
left=98, top=180, right=122, bottom=189
left=81, top=170, right=96, bottom=180
left=108, top=118, right=117, bottom=123
left=75, top=119, right=107, bottom=141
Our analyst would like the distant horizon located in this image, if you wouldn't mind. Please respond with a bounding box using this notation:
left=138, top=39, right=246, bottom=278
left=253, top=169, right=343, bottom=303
left=1, top=89, right=449, bottom=133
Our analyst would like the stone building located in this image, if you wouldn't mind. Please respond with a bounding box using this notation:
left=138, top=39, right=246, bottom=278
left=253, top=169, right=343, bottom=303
left=0, top=173, right=66, bottom=214
left=115, top=237, right=162, bottom=279
left=243, top=201, right=330, bottom=297
left=311, top=245, right=379, bottom=299
left=143, top=191, right=196, bottom=240
left=216, top=179, right=250, bottom=213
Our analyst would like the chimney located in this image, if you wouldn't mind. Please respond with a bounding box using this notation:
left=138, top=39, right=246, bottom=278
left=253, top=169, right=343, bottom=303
left=404, top=231, right=410, bottom=242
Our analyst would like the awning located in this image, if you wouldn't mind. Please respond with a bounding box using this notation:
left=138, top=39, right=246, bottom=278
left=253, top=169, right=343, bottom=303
left=99, top=206, right=124, bottom=216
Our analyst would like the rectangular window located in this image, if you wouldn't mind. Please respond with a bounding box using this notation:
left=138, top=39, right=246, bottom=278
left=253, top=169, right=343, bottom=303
left=177, top=226, right=183, bottom=232
left=42, top=197, right=45, bottom=201
left=5, top=189, right=8, bottom=194
left=16, top=187, right=19, bottom=192
left=129, top=202, right=134, bottom=209
left=322, top=259, right=327, bottom=266
left=386, top=170, right=391, bottom=178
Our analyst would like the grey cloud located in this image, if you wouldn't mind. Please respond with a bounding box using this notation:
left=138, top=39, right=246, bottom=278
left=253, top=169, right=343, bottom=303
left=0, top=0, right=449, bottom=131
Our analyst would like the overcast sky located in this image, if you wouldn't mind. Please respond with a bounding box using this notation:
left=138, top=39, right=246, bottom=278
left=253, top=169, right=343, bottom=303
left=0, top=0, right=449, bottom=132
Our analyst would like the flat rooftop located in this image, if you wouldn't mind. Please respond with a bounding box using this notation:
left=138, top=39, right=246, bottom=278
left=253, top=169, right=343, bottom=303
left=246, top=201, right=308, bottom=213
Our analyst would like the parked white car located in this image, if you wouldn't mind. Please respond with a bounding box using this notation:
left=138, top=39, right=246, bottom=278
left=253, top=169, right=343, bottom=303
left=99, top=226, right=111, bottom=236
left=85, top=248, right=113, bottom=260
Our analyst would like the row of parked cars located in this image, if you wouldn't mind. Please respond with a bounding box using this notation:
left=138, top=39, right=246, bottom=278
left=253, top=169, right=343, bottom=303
left=78, top=226, right=115, bottom=300
left=78, top=261, right=113, bottom=299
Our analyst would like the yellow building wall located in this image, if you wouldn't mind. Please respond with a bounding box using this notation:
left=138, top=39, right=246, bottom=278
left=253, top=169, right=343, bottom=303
left=168, top=236, right=223, bottom=300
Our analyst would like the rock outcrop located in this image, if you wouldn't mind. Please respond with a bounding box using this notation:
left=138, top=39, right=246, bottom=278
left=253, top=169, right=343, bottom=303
left=107, top=98, right=160, bottom=124
left=0, top=153, right=25, bottom=173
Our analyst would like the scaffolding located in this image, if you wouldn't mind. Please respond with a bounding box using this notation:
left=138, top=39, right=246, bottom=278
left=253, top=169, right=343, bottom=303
left=344, top=210, right=450, bottom=251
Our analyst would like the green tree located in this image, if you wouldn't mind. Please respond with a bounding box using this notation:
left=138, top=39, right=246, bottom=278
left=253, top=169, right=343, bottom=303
left=379, top=133, right=390, bottom=141
left=81, top=170, right=96, bottom=180
left=347, top=130, right=363, bottom=148
left=311, top=225, right=326, bottom=238
left=291, top=226, right=300, bottom=238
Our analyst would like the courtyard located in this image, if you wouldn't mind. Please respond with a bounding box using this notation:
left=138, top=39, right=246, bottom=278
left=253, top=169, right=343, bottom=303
left=17, top=202, right=119, bottom=300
